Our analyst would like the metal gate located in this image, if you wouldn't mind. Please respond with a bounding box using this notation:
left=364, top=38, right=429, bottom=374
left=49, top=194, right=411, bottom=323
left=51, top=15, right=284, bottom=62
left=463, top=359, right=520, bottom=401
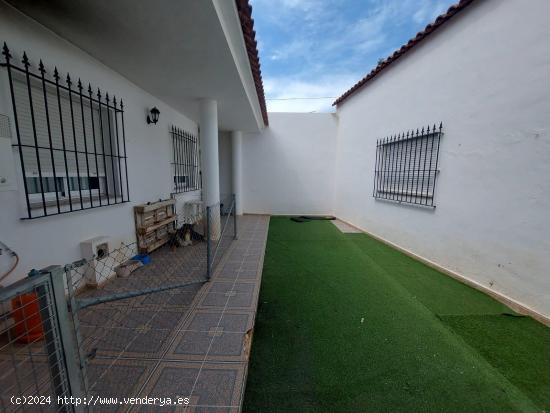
left=60, top=196, right=237, bottom=405
left=0, top=196, right=236, bottom=412
left=0, top=267, right=83, bottom=413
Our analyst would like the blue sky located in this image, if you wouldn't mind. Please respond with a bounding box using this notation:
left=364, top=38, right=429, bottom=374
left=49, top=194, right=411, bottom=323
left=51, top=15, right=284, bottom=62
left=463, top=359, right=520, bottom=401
left=250, top=0, right=457, bottom=112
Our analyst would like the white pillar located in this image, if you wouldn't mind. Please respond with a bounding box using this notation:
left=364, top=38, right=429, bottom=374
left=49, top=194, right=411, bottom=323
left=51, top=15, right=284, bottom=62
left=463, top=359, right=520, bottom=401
left=199, top=99, right=220, bottom=238
left=231, top=130, right=243, bottom=215
left=199, top=99, right=220, bottom=206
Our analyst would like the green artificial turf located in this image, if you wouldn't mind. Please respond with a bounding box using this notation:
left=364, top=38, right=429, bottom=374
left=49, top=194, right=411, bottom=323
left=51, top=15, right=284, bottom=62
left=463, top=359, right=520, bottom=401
left=242, top=217, right=550, bottom=413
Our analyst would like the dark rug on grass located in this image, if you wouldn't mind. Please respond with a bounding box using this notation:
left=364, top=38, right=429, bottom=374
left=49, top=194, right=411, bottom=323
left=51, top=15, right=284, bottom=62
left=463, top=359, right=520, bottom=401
left=242, top=217, right=549, bottom=412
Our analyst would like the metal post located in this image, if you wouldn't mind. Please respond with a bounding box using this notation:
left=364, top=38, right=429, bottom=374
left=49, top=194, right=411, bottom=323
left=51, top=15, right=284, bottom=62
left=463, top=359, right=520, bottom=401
left=232, top=193, right=238, bottom=240
left=206, top=205, right=211, bottom=280
left=30, top=269, right=67, bottom=412
left=42, top=266, right=85, bottom=412
left=64, top=263, right=90, bottom=395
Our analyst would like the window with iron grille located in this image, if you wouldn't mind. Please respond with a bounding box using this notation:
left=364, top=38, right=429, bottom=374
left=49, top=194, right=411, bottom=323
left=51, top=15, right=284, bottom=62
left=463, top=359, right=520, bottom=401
left=373, top=123, right=443, bottom=208
left=1, top=43, right=129, bottom=219
left=170, top=125, right=201, bottom=194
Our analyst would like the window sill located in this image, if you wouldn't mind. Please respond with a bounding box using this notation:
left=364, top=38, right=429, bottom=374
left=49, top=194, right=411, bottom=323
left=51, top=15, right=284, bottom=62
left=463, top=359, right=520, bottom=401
left=172, top=188, right=201, bottom=195
left=29, top=195, right=124, bottom=210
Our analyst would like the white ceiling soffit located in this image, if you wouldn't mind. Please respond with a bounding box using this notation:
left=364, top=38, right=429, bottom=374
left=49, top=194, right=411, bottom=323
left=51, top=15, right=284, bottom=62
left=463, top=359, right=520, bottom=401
left=7, top=0, right=264, bottom=132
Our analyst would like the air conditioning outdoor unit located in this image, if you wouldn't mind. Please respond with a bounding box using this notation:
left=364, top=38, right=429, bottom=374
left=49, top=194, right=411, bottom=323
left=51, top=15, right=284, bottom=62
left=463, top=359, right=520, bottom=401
left=80, top=236, right=111, bottom=287
left=182, top=200, right=203, bottom=224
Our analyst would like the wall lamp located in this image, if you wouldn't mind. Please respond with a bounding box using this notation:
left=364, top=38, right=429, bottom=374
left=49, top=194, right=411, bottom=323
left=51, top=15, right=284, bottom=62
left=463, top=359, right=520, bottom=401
left=147, top=107, right=160, bottom=125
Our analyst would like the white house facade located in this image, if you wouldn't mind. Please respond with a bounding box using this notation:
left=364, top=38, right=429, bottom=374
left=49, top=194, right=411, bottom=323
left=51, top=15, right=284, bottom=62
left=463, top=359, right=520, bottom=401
left=0, top=0, right=266, bottom=284
left=1, top=0, right=549, bottom=328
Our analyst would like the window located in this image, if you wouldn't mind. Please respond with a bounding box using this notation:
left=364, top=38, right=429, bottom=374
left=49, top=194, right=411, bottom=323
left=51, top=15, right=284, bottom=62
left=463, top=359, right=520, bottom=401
left=1, top=44, right=129, bottom=218
left=68, top=176, right=102, bottom=191
left=170, top=125, right=201, bottom=194
left=373, top=123, right=443, bottom=208
left=26, top=177, right=64, bottom=195
left=173, top=175, right=188, bottom=188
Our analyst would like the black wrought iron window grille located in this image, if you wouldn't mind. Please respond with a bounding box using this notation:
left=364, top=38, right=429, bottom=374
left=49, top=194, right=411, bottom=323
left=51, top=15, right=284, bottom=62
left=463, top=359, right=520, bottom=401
left=1, top=43, right=130, bottom=219
left=170, top=125, right=201, bottom=194
left=373, top=123, right=443, bottom=208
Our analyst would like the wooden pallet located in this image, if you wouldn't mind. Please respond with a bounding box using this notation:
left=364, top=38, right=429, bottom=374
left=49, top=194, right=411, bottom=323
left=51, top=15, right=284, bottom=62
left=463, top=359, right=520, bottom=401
left=134, top=199, right=176, bottom=254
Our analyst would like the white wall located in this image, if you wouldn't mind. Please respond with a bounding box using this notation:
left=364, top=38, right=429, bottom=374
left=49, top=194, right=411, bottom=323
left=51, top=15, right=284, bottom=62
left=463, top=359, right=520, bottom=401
left=334, top=0, right=550, bottom=317
left=218, top=131, right=233, bottom=204
left=0, top=3, right=200, bottom=283
left=242, top=112, right=337, bottom=215
left=3, top=0, right=549, bottom=320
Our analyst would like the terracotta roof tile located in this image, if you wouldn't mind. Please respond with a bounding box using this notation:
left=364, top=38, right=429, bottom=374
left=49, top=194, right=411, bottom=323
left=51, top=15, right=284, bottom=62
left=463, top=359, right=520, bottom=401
left=236, top=0, right=269, bottom=126
left=333, top=0, right=478, bottom=106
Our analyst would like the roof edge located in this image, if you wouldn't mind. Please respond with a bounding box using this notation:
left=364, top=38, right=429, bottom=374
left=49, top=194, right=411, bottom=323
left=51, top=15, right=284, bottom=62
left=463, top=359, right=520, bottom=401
left=333, top=0, right=478, bottom=107
left=235, top=0, right=269, bottom=126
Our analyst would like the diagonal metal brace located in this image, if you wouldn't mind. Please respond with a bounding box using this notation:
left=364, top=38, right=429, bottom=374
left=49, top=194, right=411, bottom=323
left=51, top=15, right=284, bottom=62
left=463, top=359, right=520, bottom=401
left=75, top=279, right=207, bottom=310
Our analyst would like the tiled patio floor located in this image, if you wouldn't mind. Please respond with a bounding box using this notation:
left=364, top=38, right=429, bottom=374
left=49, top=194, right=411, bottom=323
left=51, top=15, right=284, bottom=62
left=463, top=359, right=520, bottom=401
left=85, top=214, right=269, bottom=412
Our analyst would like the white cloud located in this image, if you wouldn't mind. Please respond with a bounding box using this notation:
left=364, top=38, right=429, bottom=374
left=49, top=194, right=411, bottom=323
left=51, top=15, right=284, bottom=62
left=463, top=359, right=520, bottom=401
left=264, top=73, right=360, bottom=112
left=335, top=6, right=391, bottom=54
left=269, top=39, right=311, bottom=61
left=254, top=0, right=457, bottom=112
left=250, top=0, right=329, bottom=24
left=413, top=0, right=451, bottom=24
left=264, top=2, right=391, bottom=67
left=278, top=0, right=318, bottom=11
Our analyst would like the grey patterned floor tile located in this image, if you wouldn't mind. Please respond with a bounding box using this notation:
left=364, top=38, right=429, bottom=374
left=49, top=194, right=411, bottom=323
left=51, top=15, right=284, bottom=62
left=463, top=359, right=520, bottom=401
left=136, top=362, right=199, bottom=412
left=167, top=331, right=246, bottom=362
left=78, top=307, right=123, bottom=327
left=199, top=293, right=253, bottom=310
left=215, top=271, right=239, bottom=281
left=189, top=363, right=245, bottom=408
left=87, top=359, right=155, bottom=413
left=65, top=215, right=268, bottom=413
left=189, top=407, right=237, bottom=413
left=140, top=288, right=201, bottom=308
left=234, top=269, right=260, bottom=281
left=208, top=282, right=255, bottom=294
left=168, top=330, right=213, bottom=359
left=92, top=327, right=174, bottom=358
left=148, top=310, right=188, bottom=330
left=181, top=310, right=253, bottom=333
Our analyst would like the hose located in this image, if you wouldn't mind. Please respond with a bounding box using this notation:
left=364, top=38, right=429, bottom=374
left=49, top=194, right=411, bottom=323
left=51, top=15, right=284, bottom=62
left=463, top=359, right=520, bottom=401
left=0, top=241, right=19, bottom=284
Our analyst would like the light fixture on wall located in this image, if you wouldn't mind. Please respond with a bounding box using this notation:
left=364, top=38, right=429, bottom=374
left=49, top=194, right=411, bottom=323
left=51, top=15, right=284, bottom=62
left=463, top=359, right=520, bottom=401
left=147, top=107, right=160, bottom=125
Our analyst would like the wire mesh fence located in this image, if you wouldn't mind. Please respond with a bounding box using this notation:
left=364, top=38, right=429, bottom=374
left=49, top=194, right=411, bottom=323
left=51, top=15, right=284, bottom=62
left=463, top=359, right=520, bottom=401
left=207, top=194, right=237, bottom=277
left=0, top=196, right=238, bottom=410
left=0, top=270, right=79, bottom=412
left=59, top=194, right=237, bottom=405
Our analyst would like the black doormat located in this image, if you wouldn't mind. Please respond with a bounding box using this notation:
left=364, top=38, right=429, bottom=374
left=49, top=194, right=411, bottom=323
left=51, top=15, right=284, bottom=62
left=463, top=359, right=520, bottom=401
left=290, top=216, right=336, bottom=223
